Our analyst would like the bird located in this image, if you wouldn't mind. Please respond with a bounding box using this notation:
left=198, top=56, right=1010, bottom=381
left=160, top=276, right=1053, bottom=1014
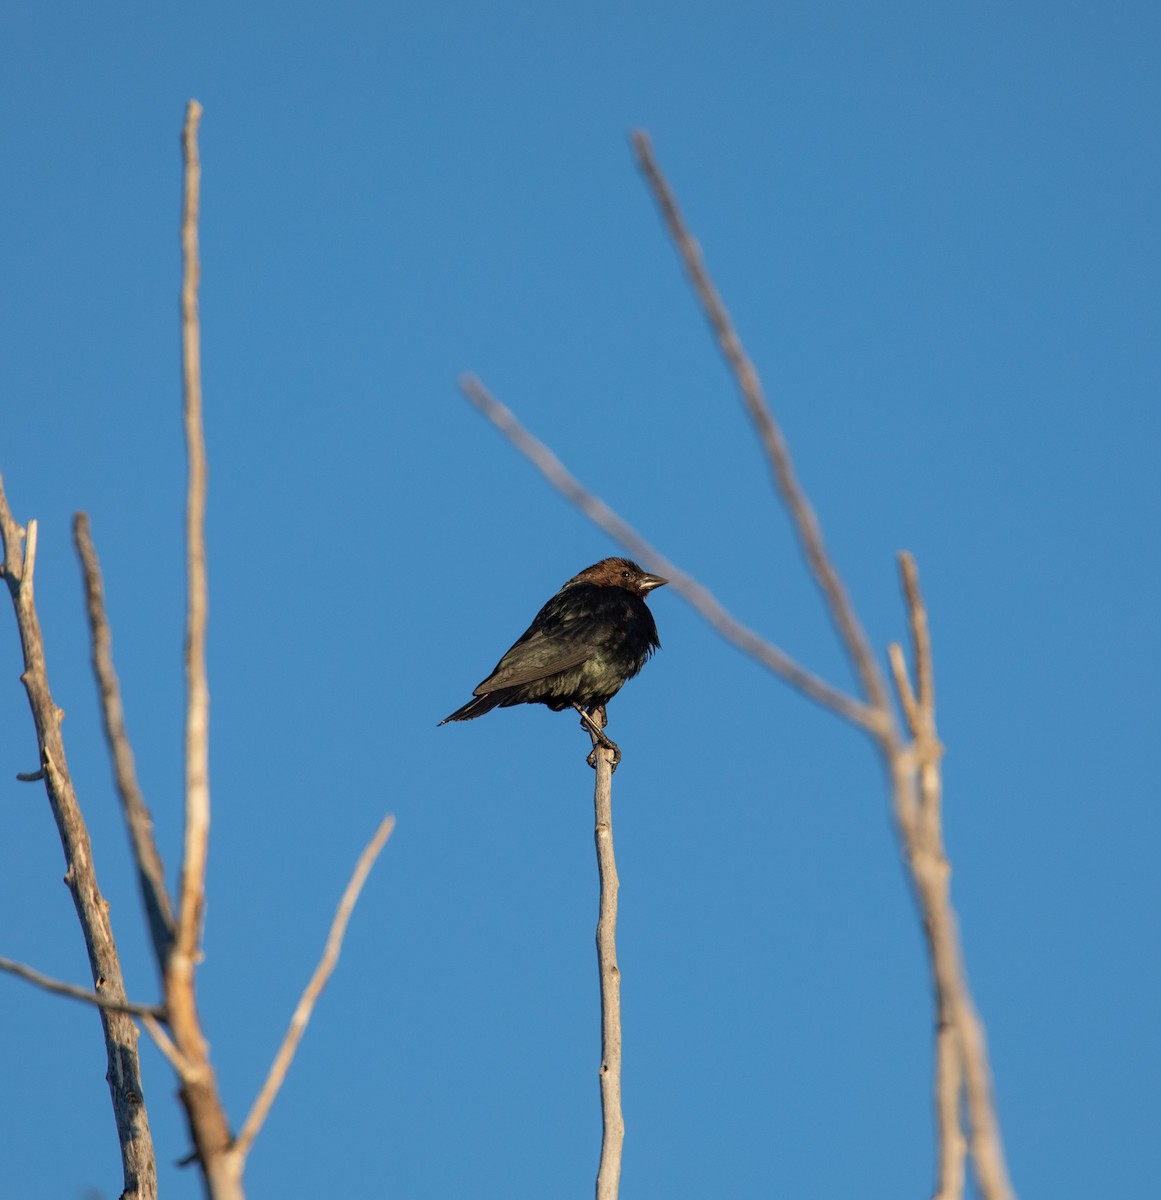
left=439, top=557, right=668, bottom=766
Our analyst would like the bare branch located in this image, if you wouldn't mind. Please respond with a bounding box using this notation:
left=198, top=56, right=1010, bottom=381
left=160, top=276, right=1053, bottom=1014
left=888, top=642, right=920, bottom=738
left=900, top=552, right=935, bottom=722
left=459, top=375, right=881, bottom=734
left=460, top=136, right=1018, bottom=1200
left=233, top=815, right=396, bottom=1161
left=588, top=712, right=623, bottom=1200
left=895, top=558, right=1012, bottom=1200
left=175, top=96, right=210, bottom=973
left=74, top=512, right=176, bottom=971
left=141, top=1013, right=195, bottom=1077
left=158, top=99, right=237, bottom=1193
left=631, top=130, right=893, bottom=720
left=0, top=476, right=159, bottom=1200
left=0, top=955, right=165, bottom=1019
left=933, top=1013, right=967, bottom=1200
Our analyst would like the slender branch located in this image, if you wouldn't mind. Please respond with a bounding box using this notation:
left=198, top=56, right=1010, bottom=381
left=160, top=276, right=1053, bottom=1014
left=233, top=815, right=396, bottom=1160
left=0, top=476, right=159, bottom=1200
left=0, top=956, right=165, bottom=1019
left=888, top=642, right=920, bottom=738
left=588, top=711, right=623, bottom=1200
left=631, top=133, right=1015, bottom=1199
left=161, top=100, right=238, bottom=1197
left=631, top=130, right=893, bottom=720
left=74, top=512, right=176, bottom=972
left=900, top=553, right=935, bottom=722
left=459, top=376, right=880, bottom=734
left=141, top=1013, right=195, bottom=1077
left=895, top=557, right=1011, bottom=1200
left=176, top=96, right=210, bottom=973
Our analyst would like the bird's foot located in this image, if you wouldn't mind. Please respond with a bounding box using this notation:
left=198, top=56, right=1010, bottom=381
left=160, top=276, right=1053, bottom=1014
left=586, top=739, right=621, bottom=771
left=575, top=704, right=620, bottom=771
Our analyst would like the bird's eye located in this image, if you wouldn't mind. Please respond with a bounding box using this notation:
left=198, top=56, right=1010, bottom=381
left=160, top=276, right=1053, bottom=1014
left=621, top=570, right=631, bottom=580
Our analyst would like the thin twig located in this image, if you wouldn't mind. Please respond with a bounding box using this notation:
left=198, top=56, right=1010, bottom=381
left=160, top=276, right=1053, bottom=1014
left=0, top=956, right=165, bottom=1019
left=175, top=96, right=210, bottom=973
left=459, top=376, right=880, bottom=734
left=0, top=477, right=159, bottom=1200
left=233, top=815, right=396, bottom=1160
left=631, top=131, right=893, bottom=721
left=74, top=512, right=176, bottom=971
left=888, top=642, right=920, bottom=738
left=141, top=1014, right=195, bottom=1077
left=162, top=100, right=237, bottom=1195
left=589, top=712, right=623, bottom=1200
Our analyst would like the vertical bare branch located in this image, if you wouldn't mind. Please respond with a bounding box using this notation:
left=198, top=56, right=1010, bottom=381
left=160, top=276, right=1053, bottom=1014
left=631, top=130, right=892, bottom=719
left=894, top=556, right=1011, bottom=1200
left=159, top=99, right=239, bottom=1198
left=74, top=512, right=176, bottom=972
left=176, top=97, right=210, bottom=971
left=589, top=712, right=623, bottom=1200
left=233, top=815, right=396, bottom=1161
left=0, top=479, right=159, bottom=1200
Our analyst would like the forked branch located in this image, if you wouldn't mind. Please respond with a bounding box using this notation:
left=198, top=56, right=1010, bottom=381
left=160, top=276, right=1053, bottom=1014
left=0, top=478, right=159, bottom=1200
left=459, top=132, right=1016, bottom=1200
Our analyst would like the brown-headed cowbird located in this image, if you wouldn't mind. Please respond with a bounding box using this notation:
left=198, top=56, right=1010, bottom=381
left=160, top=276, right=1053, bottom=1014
left=440, top=557, right=668, bottom=764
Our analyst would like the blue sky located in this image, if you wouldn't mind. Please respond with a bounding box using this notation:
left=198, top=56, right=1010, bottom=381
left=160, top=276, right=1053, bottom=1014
left=1, top=3, right=1158, bottom=1197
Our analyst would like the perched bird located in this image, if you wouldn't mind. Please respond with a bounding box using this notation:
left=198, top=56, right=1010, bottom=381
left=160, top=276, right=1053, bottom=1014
left=439, top=557, right=668, bottom=765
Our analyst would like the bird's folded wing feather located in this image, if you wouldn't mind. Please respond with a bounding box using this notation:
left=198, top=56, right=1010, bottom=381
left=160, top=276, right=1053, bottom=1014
left=473, top=635, right=593, bottom=693
left=472, top=588, right=607, bottom=695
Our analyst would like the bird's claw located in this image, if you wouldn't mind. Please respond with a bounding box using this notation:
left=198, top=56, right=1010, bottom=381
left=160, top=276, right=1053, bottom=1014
left=586, top=738, right=621, bottom=772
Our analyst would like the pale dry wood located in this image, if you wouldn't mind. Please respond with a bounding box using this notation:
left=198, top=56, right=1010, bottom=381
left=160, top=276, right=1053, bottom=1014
left=233, top=815, right=396, bottom=1159
left=161, top=99, right=238, bottom=1197
left=588, top=711, right=623, bottom=1200
left=933, top=1009, right=967, bottom=1200
left=0, top=479, right=159, bottom=1200
left=140, top=1012, right=194, bottom=1074
left=0, top=955, right=164, bottom=1019
left=74, top=512, right=176, bottom=971
left=176, top=95, right=211, bottom=972
left=632, top=134, right=1014, bottom=1200
left=895, top=555, right=1011, bottom=1200
left=459, top=376, right=879, bottom=734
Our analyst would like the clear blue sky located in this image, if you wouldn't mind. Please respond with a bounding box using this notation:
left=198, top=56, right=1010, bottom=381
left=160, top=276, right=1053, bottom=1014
left=1, top=3, right=1158, bottom=1197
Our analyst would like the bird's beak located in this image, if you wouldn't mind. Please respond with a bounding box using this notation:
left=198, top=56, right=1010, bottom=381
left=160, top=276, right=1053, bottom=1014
left=639, top=573, right=669, bottom=592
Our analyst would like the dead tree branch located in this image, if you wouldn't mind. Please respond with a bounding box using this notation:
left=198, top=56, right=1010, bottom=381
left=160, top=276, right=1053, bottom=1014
left=631, top=129, right=891, bottom=718
left=0, top=479, right=159, bottom=1200
left=158, top=98, right=239, bottom=1200
left=74, top=512, right=176, bottom=972
left=0, top=955, right=164, bottom=1019
left=458, top=132, right=1016, bottom=1200
left=234, top=815, right=396, bottom=1160
left=588, top=712, right=623, bottom=1200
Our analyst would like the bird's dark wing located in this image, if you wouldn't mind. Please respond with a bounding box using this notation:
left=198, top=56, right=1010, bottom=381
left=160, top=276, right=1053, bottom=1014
left=471, top=583, right=607, bottom=696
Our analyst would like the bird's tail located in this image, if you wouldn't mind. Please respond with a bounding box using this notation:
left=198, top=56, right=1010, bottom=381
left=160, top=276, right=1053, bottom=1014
left=438, top=692, right=504, bottom=725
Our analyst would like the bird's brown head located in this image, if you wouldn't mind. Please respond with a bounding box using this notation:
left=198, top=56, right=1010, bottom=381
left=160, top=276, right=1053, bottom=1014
left=569, top=557, right=669, bottom=599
